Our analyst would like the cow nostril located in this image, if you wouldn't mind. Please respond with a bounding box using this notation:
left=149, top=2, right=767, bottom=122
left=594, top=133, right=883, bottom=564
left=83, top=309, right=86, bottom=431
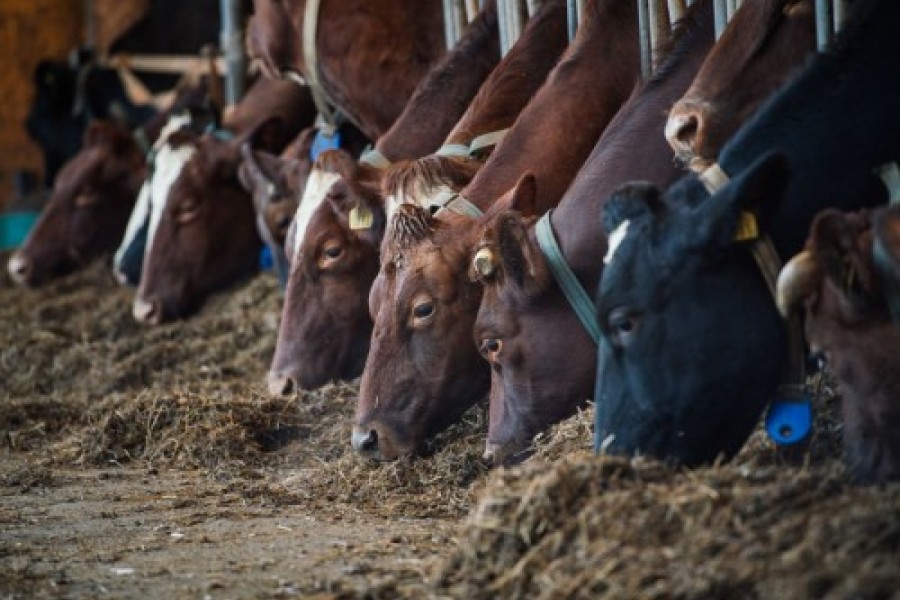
left=266, top=372, right=296, bottom=397
left=351, top=427, right=379, bottom=452
left=132, top=296, right=159, bottom=324
left=7, top=252, right=31, bottom=283
left=665, top=112, right=700, bottom=152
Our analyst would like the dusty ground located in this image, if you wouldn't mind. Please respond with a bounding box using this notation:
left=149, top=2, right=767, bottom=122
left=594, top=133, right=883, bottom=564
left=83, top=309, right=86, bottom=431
left=2, top=255, right=900, bottom=600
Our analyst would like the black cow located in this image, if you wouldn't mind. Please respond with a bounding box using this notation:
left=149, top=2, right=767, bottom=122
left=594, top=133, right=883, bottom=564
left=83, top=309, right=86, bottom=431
left=594, top=0, right=900, bottom=465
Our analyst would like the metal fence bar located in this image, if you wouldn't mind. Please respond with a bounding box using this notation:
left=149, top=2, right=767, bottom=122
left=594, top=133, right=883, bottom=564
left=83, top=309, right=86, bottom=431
left=465, top=0, right=480, bottom=22
left=567, top=0, right=578, bottom=41
left=713, top=0, right=727, bottom=39
left=649, top=0, right=669, bottom=71
left=667, top=0, right=686, bottom=23
left=815, top=0, right=833, bottom=50
left=833, top=0, right=850, bottom=32
left=526, top=0, right=539, bottom=18
left=443, top=0, right=469, bottom=49
left=219, top=0, right=244, bottom=105
left=498, top=0, right=526, bottom=56
left=637, top=0, right=651, bottom=79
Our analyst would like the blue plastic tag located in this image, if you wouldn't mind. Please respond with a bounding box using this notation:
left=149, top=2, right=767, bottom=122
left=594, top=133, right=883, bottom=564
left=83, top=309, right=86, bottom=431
left=259, top=245, right=274, bottom=271
left=765, top=394, right=813, bottom=445
left=310, top=130, right=341, bottom=161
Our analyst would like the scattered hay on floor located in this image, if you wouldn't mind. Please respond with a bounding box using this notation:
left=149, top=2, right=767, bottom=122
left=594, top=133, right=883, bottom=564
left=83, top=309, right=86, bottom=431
left=430, top=453, right=900, bottom=600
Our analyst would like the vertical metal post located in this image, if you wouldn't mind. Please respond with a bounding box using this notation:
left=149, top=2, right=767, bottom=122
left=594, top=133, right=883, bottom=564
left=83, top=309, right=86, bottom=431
left=567, top=0, right=579, bottom=41
left=526, top=0, right=539, bottom=18
left=509, top=0, right=525, bottom=49
left=649, top=0, right=669, bottom=71
left=713, top=0, right=727, bottom=39
left=443, top=0, right=467, bottom=49
left=637, top=0, right=651, bottom=79
left=497, top=0, right=510, bottom=55
left=219, top=0, right=245, bottom=106
left=833, top=0, right=850, bottom=33
left=815, top=0, right=833, bottom=50
left=498, top=0, right=525, bottom=56
left=667, top=0, right=686, bottom=24
left=465, top=0, right=480, bottom=22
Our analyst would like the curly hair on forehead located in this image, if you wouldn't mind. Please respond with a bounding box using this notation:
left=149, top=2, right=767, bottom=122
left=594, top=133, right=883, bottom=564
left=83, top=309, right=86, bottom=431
left=381, top=154, right=480, bottom=200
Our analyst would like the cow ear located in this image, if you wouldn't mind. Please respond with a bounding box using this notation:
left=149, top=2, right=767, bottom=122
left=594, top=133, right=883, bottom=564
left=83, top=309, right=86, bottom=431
left=491, top=212, right=550, bottom=298
left=83, top=121, right=119, bottom=148
left=251, top=116, right=288, bottom=154
left=692, top=151, right=791, bottom=249
left=603, top=181, right=663, bottom=236
left=498, top=172, right=538, bottom=216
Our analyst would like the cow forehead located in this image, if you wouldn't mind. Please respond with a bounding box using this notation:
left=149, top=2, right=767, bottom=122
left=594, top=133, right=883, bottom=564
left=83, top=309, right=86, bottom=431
left=144, top=144, right=197, bottom=257
left=292, top=167, right=340, bottom=259
left=385, top=183, right=456, bottom=222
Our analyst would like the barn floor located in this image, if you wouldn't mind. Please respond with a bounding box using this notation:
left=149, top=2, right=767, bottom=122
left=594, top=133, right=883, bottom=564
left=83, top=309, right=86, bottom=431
left=2, top=254, right=900, bottom=599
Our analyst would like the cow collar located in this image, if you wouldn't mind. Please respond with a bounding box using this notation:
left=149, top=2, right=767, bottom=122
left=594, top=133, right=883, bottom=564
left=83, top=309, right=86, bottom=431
left=700, top=162, right=811, bottom=446
left=535, top=211, right=602, bottom=345
left=133, top=127, right=152, bottom=158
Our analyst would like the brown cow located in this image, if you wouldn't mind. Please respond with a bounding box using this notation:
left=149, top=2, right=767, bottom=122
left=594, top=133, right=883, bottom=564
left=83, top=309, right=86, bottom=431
left=264, top=2, right=507, bottom=394
left=777, top=204, right=900, bottom=483
left=665, top=0, right=816, bottom=170
left=7, top=81, right=216, bottom=287
left=248, top=0, right=446, bottom=141
left=131, top=78, right=315, bottom=323
left=353, top=0, right=641, bottom=460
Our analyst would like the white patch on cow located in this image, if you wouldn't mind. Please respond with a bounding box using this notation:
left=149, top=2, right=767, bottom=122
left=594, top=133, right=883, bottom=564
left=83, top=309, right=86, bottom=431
left=292, top=168, right=340, bottom=258
left=603, top=220, right=630, bottom=265
left=144, top=143, right=197, bottom=257
left=114, top=114, right=194, bottom=269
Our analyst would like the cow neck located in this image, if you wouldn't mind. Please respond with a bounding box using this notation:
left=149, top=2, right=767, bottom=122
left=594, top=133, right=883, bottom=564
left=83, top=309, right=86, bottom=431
left=540, top=0, right=715, bottom=343
left=461, top=0, right=640, bottom=212
left=372, top=0, right=502, bottom=164
left=700, top=163, right=808, bottom=399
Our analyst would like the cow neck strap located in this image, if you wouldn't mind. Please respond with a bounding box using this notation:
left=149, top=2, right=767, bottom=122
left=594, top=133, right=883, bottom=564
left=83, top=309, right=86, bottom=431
left=430, top=187, right=484, bottom=219
left=359, top=148, right=391, bottom=169
left=436, top=144, right=472, bottom=157
left=700, top=162, right=807, bottom=389
left=875, top=162, right=900, bottom=204
left=535, top=211, right=602, bottom=345
left=468, top=128, right=510, bottom=155
left=302, top=0, right=338, bottom=133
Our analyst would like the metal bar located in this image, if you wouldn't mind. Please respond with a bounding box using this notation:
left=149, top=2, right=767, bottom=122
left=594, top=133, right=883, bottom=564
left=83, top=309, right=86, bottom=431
left=443, top=0, right=461, bottom=50
left=649, top=0, right=669, bottom=70
left=638, top=0, right=651, bottom=79
left=567, top=0, right=578, bottom=41
left=815, top=0, right=833, bottom=50
left=509, top=0, right=525, bottom=49
left=465, top=0, right=480, bottom=22
left=833, top=0, right=850, bottom=33
left=497, top=0, right=510, bottom=55
left=219, top=0, right=245, bottom=106
left=713, top=0, right=727, bottom=39
left=667, top=0, right=686, bottom=24
left=526, top=0, right=539, bottom=18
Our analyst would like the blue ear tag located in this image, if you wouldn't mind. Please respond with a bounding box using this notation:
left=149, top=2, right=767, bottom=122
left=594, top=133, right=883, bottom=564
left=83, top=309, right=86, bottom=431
left=259, top=245, right=274, bottom=271
left=765, top=391, right=813, bottom=445
left=310, top=129, right=342, bottom=161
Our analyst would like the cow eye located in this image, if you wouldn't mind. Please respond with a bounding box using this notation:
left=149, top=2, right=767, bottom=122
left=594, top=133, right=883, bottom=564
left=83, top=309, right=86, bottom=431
left=608, top=308, right=639, bottom=345
left=177, top=199, right=200, bottom=224
left=411, top=297, right=435, bottom=325
left=323, top=244, right=342, bottom=259
left=74, top=193, right=98, bottom=208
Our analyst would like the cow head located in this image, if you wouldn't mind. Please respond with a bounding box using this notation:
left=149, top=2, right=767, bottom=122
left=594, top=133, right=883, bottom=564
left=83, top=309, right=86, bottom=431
left=133, top=132, right=260, bottom=323
left=267, top=149, right=385, bottom=393
left=666, top=0, right=815, bottom=170
left=777, top=206, right=900, bottom=483
left=237, top=128, right=314, bottom=284
left=8, top=121, right=145, bottom=286
left=594, top=152, right=792, bottom=466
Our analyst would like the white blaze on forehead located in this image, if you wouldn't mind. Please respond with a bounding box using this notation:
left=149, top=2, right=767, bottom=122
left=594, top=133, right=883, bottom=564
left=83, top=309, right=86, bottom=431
left=114, top=113, right=196, bottom=268
left=603, top=220, right=630, bottom=265
left=145, top=143, right=197, bottom=257
left=292, top=167, right=340, bottom=258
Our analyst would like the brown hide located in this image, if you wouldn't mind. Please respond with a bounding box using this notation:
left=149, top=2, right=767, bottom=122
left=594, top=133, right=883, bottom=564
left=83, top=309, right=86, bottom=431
left=268, top=150, right=385, bottom=393
left=134, top=78, right=314, bottom=323
left=471, top=0, right=715, bottom=465
left=355, top=0, right=640, bottom=460
left=265, top=1, right=505, bottom=394
left=666, top=0, right=816, bottom=170
left=134, top=133, right=260, bottom=323
left=783, top=208, right=900, bottom=483
left=248, top=0, right=445, bottom=141
left=8, top=122, right=145, bottom=287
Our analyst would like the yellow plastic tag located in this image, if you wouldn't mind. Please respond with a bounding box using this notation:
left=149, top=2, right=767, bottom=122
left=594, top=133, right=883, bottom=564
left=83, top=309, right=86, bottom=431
left=734, top=211, right=759, bottom=242
left=349, top=205, right=374, bottom=230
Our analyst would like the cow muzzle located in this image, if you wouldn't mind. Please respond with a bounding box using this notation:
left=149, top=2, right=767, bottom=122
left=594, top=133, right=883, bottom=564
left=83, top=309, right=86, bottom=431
left=267, top=371, right=298, bottom=397
left=7, top=252, right=31, bottom=285
left=350, top=424, right=386, bottom=460
left=133, top=296, right=162, bottom=324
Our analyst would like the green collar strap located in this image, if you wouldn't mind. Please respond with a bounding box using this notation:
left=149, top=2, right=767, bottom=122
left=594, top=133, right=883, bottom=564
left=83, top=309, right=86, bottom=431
left=535, top=211, right=602, bottom=345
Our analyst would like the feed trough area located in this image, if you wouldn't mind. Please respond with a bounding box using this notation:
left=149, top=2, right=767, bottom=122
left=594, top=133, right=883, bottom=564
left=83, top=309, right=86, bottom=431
left=2, top=258, right=899, bottom=599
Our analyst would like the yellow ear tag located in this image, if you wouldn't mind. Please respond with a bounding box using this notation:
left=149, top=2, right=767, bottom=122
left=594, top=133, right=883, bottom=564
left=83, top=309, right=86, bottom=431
left=734, top=211, right=759, bottom=242
left=349, top=205, right=374, bottom=230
